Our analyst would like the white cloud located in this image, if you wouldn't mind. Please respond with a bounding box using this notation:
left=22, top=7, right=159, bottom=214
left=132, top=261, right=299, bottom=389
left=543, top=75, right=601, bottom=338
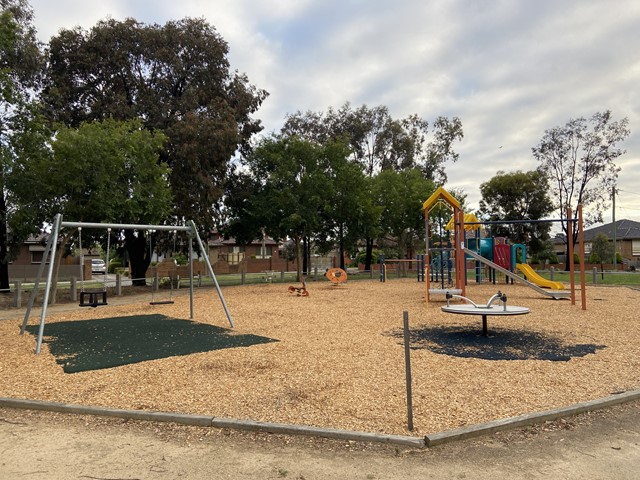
left=27, top=0, right=640, bottom=222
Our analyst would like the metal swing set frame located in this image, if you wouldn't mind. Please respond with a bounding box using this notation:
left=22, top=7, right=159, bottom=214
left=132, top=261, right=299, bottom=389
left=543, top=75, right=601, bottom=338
left=19, top=213, right=235, bottom=354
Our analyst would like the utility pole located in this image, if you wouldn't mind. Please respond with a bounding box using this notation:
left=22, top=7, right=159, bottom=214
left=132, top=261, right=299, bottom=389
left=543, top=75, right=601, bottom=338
left=612, top=186, right=617, bottom=271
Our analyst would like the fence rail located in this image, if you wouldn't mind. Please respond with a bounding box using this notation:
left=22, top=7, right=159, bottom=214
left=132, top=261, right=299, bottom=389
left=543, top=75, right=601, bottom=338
left=2, top=267, right=375, bottom=309
left=5, top=266, right=637, bottom=310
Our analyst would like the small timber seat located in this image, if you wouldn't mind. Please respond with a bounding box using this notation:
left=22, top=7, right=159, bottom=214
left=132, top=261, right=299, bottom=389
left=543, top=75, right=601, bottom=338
left=79, top=289, right=108, bottom=308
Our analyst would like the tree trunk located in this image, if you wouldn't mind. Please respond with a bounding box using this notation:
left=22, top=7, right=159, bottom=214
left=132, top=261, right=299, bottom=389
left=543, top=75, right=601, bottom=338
left=125, top=230, right=151, bottom=286
left=294, top=235, right=302, bottom=282
left=364, top=238, right=374, bottom=272
left=338, top=224, right=345, bottom=270
left=0, top=188, right=9, bottom=293
left=302, top=237, right=307, bottom=276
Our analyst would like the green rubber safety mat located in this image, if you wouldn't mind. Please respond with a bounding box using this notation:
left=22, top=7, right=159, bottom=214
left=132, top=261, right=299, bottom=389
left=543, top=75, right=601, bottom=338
left=26, top=314, right=278, bottom=373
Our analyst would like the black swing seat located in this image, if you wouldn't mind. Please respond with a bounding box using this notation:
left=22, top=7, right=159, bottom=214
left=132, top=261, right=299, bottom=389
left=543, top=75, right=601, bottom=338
left=79, top=289, right=108, bottom=308
left=150, top=300, right=175, bottom=305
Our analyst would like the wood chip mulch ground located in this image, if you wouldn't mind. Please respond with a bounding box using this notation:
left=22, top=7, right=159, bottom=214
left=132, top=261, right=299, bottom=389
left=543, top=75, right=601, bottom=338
left=1, top=278, right=638, bottom=436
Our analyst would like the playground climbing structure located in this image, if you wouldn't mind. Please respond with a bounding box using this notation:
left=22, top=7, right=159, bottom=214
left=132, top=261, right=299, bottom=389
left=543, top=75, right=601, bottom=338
left=421, top=187, right=587, bottom=308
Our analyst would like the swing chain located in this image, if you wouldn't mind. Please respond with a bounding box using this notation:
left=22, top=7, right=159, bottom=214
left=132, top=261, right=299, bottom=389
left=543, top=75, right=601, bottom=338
left=78, top=227, right=84, bottom=293
left=103, top=228, right=111, bottom=291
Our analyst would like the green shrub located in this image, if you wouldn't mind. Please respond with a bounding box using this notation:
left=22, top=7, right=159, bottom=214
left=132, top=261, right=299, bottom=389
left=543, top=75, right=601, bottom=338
left=174, top=252, right=188, bottom=265
left=355, top=249, right=381, bottom=265
left=589, top=252, right=601, bottom=264
left=108, top=260, right=122, bottom=274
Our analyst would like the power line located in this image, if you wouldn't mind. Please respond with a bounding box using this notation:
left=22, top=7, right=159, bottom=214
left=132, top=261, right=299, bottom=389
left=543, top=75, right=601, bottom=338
left=617, top=188, right=640, bottom=197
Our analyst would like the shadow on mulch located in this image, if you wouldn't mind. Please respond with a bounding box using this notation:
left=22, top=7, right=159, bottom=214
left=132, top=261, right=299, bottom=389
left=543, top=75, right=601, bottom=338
left=391, top=325, right=606, bottom=361
left=25, top=314, right=278, bottom=374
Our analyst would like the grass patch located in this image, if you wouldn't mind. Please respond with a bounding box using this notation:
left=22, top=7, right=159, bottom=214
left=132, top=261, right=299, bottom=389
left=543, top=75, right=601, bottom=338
left=532, top=270, right=640, bottom=286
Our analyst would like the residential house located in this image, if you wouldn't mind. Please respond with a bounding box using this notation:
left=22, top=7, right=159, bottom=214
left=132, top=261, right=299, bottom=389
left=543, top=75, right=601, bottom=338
left=551, top=219, right=640, bottom=269
left=8, top=233, right=85, bottom=281
left=583, top=219, right=640, bottom=268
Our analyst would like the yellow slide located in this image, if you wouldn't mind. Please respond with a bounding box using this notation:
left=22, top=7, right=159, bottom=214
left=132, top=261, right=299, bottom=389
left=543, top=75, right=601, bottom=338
left=516, top=264, right=565, bottom=290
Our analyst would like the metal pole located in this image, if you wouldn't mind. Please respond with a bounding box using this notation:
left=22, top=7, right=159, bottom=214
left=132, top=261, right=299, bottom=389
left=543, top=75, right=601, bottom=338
left=188, top=234, right=194, bottom=320
left=612, top=187, right=617, bottom=271
left=403, top=311, right=414, bottom=431
left=35, top=214, right=63, bottom=354
left=189, top=221, right=234, bottom=328
left=61, top=221, right=191, bottom=232
left=457, top=209, right=466, bottom=297
left=21, top=215, right=59, bottom=334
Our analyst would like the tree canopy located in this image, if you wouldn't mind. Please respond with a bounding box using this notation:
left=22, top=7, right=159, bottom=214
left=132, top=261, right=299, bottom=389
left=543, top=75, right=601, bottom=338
left=373, top=168, right=436, bottom=258
left=532, top=110, right=629, bottom=255
left=281, top=102, right=461, bottom=269
left=41, top=17, right=268, bottom=231
left=0, top=0, right=43, bottom=291
left=8, top=118, right=171, bottom=287
left=283, top=102, right=463, bottom=182
left=479, top=169, right=554, bottom=254
left=225, top=135, right=353, bottom=279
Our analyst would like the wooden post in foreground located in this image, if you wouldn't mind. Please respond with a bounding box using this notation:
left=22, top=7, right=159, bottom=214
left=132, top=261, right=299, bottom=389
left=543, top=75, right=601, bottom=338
left=578, top=204, right=587, bottom=310
left=403, top=311, right=414, bottom=432
left=567, top=207, right=575, bottom=305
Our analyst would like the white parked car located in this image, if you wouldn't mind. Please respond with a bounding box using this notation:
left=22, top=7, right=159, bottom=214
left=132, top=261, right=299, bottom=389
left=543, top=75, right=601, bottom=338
left=91, top=258, right=106, bottom=274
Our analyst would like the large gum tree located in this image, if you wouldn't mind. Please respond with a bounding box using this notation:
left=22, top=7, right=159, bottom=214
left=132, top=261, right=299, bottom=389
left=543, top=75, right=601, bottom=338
left=532, top=111, right=629, bottom=269
left=0, top=0, right=42, bottom=293
left=8, top=118, right=171, bottom=295
left=283, top=103, right=463, bottom=270
left=40, top=17, right=267, bottom=270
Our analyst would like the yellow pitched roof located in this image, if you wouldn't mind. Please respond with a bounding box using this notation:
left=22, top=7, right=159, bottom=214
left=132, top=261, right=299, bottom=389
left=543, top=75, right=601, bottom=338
left=422, top=186, right=461, bottom=211
left=445, top=213, right=482, bottom=231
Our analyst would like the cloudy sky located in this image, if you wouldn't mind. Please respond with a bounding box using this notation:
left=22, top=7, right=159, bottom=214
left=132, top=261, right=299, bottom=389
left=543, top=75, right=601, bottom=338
left=28, top=0, right=640, bottom=225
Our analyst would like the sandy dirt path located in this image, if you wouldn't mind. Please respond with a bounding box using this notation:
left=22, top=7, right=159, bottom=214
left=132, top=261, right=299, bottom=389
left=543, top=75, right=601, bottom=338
left=1, top=401, right=639, bottom=480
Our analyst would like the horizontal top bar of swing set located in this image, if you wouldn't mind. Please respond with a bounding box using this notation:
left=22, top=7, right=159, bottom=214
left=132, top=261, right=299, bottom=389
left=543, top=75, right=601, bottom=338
left=458, top=218, right=576, bottom=226
left=60, top=221, right=193, bottom=232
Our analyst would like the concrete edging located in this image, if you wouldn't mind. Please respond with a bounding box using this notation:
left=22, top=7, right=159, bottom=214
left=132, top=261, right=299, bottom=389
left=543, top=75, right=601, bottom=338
left=2, top=389, right=639, bottom=449
left=425, top=389, right=640, bottom=446
left=0, top=397, right=424, bottom=448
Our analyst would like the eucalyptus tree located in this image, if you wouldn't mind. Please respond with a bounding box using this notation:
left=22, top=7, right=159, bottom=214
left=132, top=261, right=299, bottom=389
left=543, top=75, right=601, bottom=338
left=533, top=110, right=629, bottom=268
left=372, top=168, right=436, bottom=259
left=479, top=169, right=554, bottom=254
left=283, top=102, right=463, bottom=182
left=8, top=118, right=171, bottom=293
left=283, top=103, right=462, bottom=270
left=41, top=17, right=268, bottom=233
left=0, top=0, right=43, bottom=292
